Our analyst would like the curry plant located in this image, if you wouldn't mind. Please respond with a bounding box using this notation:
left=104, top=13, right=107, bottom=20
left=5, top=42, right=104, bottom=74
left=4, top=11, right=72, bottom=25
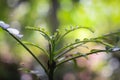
left=0, top=21, right=120, bottom=80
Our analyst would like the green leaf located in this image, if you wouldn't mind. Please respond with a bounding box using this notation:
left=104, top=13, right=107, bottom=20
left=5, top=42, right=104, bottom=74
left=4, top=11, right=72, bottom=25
left=83, top=38, right=89, bottom=41
left=22, top=41, right=49, bottom=56
left=55, top=39, right=99, bottom=59
left=55, top=43, right=86, bottom=59
left=3, top=27, right=48, bottom=75
left=75, top=39, right=80, bottom=42
left=90, top=49, right=101, bottom=53
left=65, top=28, right=69, bottom=31
left=56, top=26, right=94, bottom=44
left=56, top=50, right=109, bottom=66
left=53, top=29, right=60, bottom=41
left=26, top=27, right=50, bottom=41
left=98, top=40, right=114, bottom=47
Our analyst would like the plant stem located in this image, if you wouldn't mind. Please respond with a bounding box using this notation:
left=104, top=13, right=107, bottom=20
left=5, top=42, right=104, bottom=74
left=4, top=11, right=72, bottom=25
left=56, top=27, right=93, bottom=44
left=5, top=29, right=48, bottom=76
left=48, top=38, right=56, bottom=80
left=56, top=50, right=111, bottom=66
left=48, top=61, right=55, bottom=80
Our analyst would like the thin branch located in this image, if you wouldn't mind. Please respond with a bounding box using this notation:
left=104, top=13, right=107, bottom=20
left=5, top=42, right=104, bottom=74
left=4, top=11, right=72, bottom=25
left=94, top=31, right=120, bottom=39
left=55, top=43, right=85, bottom=60
left=4, top=29, right=49, bottom=76
left=55, top=41, right=89, bottom=55
left=26, top=27, right=51, bottom=41
left=56, top=27, right=93, bottom=44
left=22, top=41, right=49, bottom=57
left=56, top=50, right=111, bottom=66
left=55, top=37, right=114, bottom=60
left=54, top=40, right=100, bottom=58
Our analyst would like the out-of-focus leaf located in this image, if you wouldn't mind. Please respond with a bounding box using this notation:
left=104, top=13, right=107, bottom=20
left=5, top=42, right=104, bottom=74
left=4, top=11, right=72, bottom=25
left=18, top=67, right=31, bottom=73
left=83, top=38, right=89, bottom=41
left=75, top=39, right=80, bottom=42
left=111, top=47, right=120, bottom=51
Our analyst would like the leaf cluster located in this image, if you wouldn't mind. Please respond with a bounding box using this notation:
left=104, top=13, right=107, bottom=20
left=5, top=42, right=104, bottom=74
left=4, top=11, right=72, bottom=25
left=2, top=26, right=120, bottom=78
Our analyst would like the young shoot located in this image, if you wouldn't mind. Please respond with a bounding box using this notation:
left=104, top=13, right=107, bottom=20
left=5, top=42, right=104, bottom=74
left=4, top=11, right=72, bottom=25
left=0, top=21, right=120, bottom=80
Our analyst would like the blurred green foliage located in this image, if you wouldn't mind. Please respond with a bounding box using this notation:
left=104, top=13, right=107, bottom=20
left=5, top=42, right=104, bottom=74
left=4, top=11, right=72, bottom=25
left=0, top=0, right=120, bottom=80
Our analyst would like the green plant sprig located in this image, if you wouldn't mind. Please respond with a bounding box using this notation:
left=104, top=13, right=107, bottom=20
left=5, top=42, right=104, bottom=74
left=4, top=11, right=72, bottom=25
left=3, top=28, right=49, bottom=76
left=1, top=20, right=120, bottom=80
left=54, top=38, right=113, bottom=59
left=26, top=27, right=51, bottom=41
left=56, top=49, right=111, bottom=66
left=95, top=31, right=120, bottom=39
left=55, top=26, right=94, bottom=45
left=21, top=41, right=49, bottom=57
